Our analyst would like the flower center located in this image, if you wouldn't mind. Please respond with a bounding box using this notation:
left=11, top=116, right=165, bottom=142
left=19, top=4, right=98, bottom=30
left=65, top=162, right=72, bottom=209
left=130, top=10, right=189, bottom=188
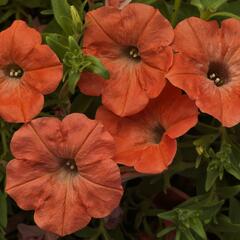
left=5, top=64, right=24, bottom=79
left=152, top=123, right=164, bottom=143
left=207, top=61, right=229, bottom=87
left=127, top=46, right=141, bottom=62
left=63, top=159, right=78, bottom=173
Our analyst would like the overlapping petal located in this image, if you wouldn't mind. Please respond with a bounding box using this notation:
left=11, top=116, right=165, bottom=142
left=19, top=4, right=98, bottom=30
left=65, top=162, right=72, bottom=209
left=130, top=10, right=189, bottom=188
left=0, top=20, right=62, bottom=123
left=80, top=3, right=174, bottom=117
left=167, top=17, right=240, bottom=127
left=96, top=84, right=198, bottom=173
left=6, top=114, right=123, bottom=236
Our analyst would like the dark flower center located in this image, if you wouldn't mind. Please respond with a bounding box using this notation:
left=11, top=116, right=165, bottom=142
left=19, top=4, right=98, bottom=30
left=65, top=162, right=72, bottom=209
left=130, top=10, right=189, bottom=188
left=207, top=61, right=229, bottom=87
left=126, top=46, right=141, bottom=62
left=63, top=159, right=78, bottom=173
left=152, top=123, right=164, bottom=143
left=5, top=64, right=24, bottom=79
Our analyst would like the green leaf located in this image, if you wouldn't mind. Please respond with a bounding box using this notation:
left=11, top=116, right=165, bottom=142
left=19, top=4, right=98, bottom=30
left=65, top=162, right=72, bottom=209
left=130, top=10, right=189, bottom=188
left=0, top=0, right=8, bottom=6
left=51, top=0, right=74, bottom=35
left=41, top=9, right=53, bottom=15
left=209, top=11, right=240, bottom=19
left=191, top=0, right=203, bottom=9
left=230, top=198, right=240, bottom=224
left=218, top=1, right=240, bottom=16
left=200, top=0, right=227, bottom=11
left=0, top=9, right=15, bottom=24
left=68, top=36, right=79, bottom=52
left=200, top=200, right=224, bottom=221
left=157, top=226, right=175, bottom=238
left=0, top=231, right=6, bottom=240
left=67, top=70, right=81, bottom=94
left=191, top=218, right=207, bottom=239
left=46, top=34, right=68, bottom=59
left=70, top=5, right=83, bottom=33
left=193, top=133, right=219, bottom=148
left=75, top=226, right=97, bottom=237
left=205, top=164, right=219, bottom=191
left=212, top=215, right=240, bottom=233
left=109, top=228, right=125, bottom=240
left=224, top=164, right=240, bottom=181
left=158, top=209, right=177, bottom=221
left=0, top=192, right=7, bottom=228
left=175, top=230, right=181, bottom=240
left=71, top=93, right=94, bottom=113
left=217, top=185, right=240, bottom=198
left=85, top=56, right=110, bottom=80
left=181, top=229, right=195, bottom=240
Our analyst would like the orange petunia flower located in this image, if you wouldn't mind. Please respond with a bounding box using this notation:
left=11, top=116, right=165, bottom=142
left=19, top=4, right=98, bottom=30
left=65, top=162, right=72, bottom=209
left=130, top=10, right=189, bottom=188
left=6, top=113, right=123, bottom=236
left=0, top=20, right=62, bottom=123
left=166, top=17, right=240, bottom=127
left=78, top=3, right=174, bottom=117
left=96, top=84, right=198, bottom=174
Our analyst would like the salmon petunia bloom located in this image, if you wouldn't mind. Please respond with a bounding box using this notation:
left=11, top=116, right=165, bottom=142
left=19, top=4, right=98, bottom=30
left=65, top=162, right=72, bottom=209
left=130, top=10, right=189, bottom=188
left=78, top=3, right=174, bottom=117
left=166, top=17, right=240, bottom=127
left=96, top=84, right=198, bottom=174
left=0, top=20, right=62, bottom=123
left=6, top=113, right=123, bottom=236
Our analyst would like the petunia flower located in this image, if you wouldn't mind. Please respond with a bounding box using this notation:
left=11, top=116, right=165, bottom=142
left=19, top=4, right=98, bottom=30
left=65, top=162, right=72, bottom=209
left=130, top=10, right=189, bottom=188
left=6, top=113, right=123, bottom=236
left=78, top=3, right=174, bottom=117
left=166, top=17, right=240, bottom=127
left=0, top=20, right=62, bottom=123
left=96, top=84, right=198, bottom=174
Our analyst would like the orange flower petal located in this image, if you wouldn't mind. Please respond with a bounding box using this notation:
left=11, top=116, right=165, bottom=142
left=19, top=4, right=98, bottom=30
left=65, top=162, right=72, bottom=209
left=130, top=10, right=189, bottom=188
left=78, top=72, right=105, bottom=96
left=97, top=84, right=198, bottom=173
left=168, top=17, right=240, bottom=127
left=0, top=81, right=44, bottom=122
left=0, top=20, right=62, bottom=123
left=0, top=20, right=41, bottom=66
left=102, top=65, right=149, bottom=116
left=60, top=113, right=109, bottom=159
left=77, top=171, right=123, bottom=217
left=6, top=114, right=123, bottom=236
left=34, top=176, right=91, bottom=236
left=86, top=3, right=161, bottom=46
left=134, top=135, right=176, bottom=174
left=166, top=53, right=207, bottom=98
left=83, top=4, right=174, bottom=116
left=10, top=117, right=62, bottom=162
left=139, top=63, right=166, bottom=98
left=21, top=45, right=63, bottom=94
left=157, top=84, right=198, bottom=138
left=222, top=18, right=240, bottom=51
left=6, top=159, right=53, bottom=210
left=173, top=17, right=220, bottom=62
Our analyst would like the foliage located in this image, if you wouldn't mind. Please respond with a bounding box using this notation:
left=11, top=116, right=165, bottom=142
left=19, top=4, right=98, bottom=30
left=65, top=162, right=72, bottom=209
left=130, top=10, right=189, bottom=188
left=1, top=0, right=240, bottom=240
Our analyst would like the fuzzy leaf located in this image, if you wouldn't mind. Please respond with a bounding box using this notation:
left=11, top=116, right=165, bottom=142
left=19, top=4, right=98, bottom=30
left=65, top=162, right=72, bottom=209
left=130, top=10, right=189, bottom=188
left=51, top=0, right=74, bottom=35
left=85, top=56, right=110, bottom=80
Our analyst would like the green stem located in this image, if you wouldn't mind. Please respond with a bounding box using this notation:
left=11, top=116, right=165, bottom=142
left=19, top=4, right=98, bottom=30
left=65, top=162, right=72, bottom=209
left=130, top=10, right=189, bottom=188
left=99, top=220, right=110, bottom=240
left=200, top=9, right=211, bottom=20
left=0, top=121, right=8, bottom=159
left=219, top=126, right=228, bottom=143
left=171, top=0, right=182, bottom=26
left=197, top=122, right=219, bottom=131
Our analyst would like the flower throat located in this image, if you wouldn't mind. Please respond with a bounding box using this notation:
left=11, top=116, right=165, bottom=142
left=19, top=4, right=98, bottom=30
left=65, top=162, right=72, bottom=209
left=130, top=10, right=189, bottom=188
left=207, top=61, right=229, bottom=86
left=5, top=64, right=23, bottom=78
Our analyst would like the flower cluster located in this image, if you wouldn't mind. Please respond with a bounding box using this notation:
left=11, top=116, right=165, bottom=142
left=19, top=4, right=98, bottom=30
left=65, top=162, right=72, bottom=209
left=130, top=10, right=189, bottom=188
left=2, top=1, right=240, bottom=238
